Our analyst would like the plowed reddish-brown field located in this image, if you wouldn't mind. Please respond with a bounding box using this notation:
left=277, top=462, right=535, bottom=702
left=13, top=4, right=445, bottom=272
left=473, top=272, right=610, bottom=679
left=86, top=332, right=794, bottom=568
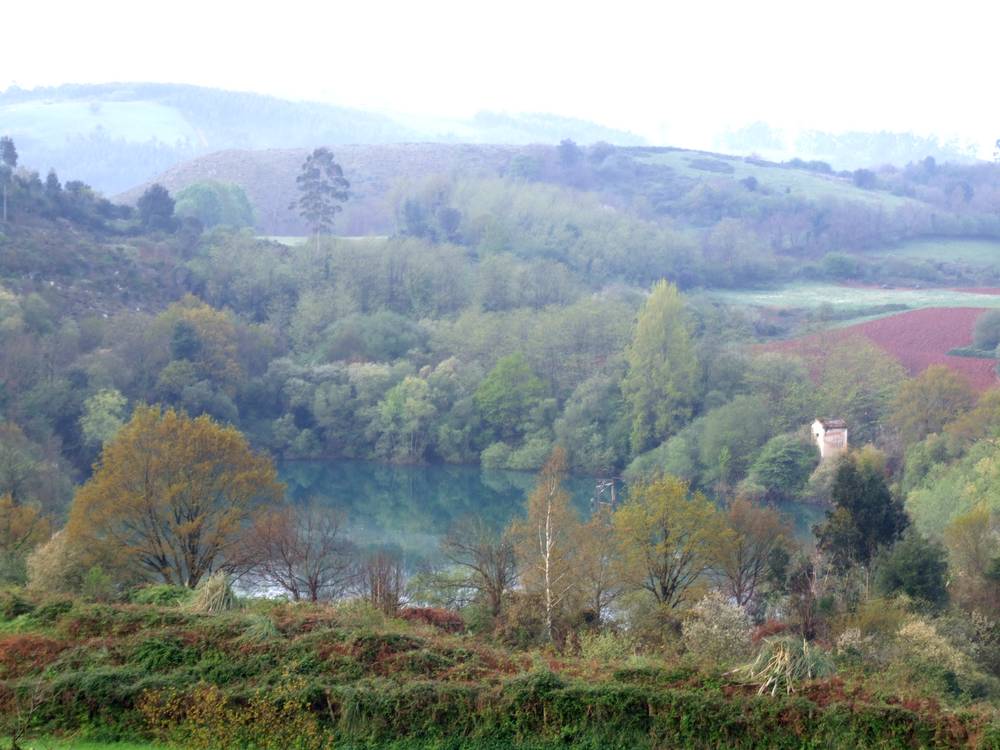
left=770, top=307, right=999, bottom=391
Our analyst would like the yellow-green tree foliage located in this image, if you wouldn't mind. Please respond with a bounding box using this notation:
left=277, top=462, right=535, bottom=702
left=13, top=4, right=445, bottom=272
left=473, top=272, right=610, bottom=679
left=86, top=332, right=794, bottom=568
left=622, top=281, right=698, bottom=453
left=943, top=388, right=1000, bottom=444
left=817, top=337, right=905, bottom=445
left=613, top=474, right=731, bottom=609
left=510, top=447, right=581, bottom=640
left=908, top=438, right=1000, bottom=536
left=80, top=388, right=128, bottom=448
left=943, top=504, right=1000, bottom=615
left=67, top=405, right=282, bottom=587
left=890, top=365, right=975, bottom=447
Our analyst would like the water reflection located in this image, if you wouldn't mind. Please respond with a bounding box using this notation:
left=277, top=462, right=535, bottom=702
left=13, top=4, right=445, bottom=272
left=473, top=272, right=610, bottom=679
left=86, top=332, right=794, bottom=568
left=280, top=460, right=822, bottom=565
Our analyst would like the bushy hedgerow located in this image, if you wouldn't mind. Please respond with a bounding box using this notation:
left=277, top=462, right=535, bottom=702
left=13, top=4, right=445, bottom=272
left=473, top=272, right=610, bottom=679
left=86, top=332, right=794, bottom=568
left=0, top=596, right=997, bottom=748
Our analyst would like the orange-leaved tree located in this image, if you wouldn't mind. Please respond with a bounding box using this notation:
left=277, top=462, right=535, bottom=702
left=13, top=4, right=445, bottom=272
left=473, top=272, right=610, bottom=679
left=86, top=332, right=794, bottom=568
left=0, top=492, right=51, bottom=584
left=67, top=405, right=283, bottom=587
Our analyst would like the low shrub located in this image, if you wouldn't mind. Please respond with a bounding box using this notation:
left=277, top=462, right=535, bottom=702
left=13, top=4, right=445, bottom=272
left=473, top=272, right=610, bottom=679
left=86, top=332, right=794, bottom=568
left=0, top=634, right=67, bottom=678
left=0, top=588, right=34, bottom=621
left=681, top=592, right=752, bottom=669
left=27, top=598, right=74, bottom=626
left=130, top=635, right=198, bottom=672
left=612, top=663, right=695, bottom=686
left=351, top=632, right=425, bottom=665
left=385, top=648, right=455, bottom=677
left=578, top=629, right=635, bottom=663
left=140, top=678, right=331, bottom=750
left=195, top=649, right=275, bottom=683
left=131, top=583, right=194, bottom=607
left=399, top=607, right=464, bottom=633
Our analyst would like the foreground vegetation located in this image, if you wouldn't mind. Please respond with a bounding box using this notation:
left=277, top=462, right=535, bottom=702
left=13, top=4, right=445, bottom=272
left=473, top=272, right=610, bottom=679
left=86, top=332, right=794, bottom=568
left=3, top=590, right=1000, bottom=750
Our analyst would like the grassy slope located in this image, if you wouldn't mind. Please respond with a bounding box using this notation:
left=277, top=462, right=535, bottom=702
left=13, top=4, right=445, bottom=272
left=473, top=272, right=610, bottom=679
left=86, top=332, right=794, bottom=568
left=631, top=150, right=916, bottom=207
left=876, top=237, right=1000, bottom=267
left=0, top=219, right=187, bottom=317
left=707, top=283, right=1000, bottom=312
left=2, top=597, right=996, bottom=749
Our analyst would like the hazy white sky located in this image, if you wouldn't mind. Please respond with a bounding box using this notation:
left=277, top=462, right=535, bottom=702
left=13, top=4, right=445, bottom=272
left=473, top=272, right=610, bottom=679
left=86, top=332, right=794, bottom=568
left=5, top=0, right=999, bottom=150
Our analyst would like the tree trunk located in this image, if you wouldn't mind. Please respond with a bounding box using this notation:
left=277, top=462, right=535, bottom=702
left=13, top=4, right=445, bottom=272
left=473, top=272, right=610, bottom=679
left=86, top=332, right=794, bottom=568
left=543, top=496, right=554, bottom=641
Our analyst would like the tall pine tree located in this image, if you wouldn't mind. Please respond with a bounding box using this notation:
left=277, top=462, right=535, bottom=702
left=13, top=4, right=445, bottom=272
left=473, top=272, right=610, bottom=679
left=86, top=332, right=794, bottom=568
left=290, top=147, right=350, bottom=249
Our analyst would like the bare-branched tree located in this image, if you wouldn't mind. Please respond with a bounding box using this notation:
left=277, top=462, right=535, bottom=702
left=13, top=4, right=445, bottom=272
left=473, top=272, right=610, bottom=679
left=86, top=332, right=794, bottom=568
left=359, top=550, right=406, bottom=616
left=439, top=518, right=517, bottom=620
left=240, top=504, right=356, bottom=602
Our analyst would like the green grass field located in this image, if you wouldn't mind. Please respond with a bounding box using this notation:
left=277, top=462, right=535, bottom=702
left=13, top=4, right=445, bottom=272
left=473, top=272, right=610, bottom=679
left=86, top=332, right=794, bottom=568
left=707, top=282, right=1000, bottom=311
left=633, top=151, right=916, bottom=207
left=875, top=237, right=1000, bottom=266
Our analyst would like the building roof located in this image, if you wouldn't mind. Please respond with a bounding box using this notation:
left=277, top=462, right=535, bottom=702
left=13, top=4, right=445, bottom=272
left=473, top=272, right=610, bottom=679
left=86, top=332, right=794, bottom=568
left=815, top=418, right=847, bottom=429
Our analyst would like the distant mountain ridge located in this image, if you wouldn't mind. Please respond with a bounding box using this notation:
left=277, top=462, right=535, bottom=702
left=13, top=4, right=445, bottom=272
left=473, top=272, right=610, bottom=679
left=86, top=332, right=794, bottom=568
left=0, top=82, right=645, bottom=195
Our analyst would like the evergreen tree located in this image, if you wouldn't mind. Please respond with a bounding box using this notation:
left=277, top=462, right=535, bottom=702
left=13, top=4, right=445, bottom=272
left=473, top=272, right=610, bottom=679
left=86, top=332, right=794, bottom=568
left=814, top=450, right=908, bottom=572
left=875, top=529, right=948, bottom=608
left=137, top=183, right=176, bottom=232
left=290, top=147, right=350, bottom=248
left=45, top=169, right=62, bottom=212
left=0, top=137, right=17, bottom=169
left=0, top=136, right=16, bottom=223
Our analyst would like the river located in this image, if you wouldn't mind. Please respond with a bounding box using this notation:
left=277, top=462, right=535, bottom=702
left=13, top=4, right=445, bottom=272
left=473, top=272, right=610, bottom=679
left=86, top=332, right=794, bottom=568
left=280, top=460, right=822, bottom=565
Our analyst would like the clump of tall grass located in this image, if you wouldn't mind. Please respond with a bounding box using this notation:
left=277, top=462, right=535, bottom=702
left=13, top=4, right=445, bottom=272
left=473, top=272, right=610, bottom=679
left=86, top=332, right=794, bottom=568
left=186, top=572, right=237, bottom=615
left=237, top=613, right=279, bottom=645
left=733, top=636, right=834, bottom=695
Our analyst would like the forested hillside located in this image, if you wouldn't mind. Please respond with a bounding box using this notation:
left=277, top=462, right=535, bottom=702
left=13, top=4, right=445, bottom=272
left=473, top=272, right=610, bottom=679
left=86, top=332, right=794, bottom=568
left=3, top=134, right=1000, bottom=490
left=7, top=131, right=1000, bottom=747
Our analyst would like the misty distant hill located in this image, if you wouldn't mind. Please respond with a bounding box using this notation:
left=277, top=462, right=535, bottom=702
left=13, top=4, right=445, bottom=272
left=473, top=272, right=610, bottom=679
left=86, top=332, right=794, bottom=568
left=0, top=83, right=645, bottom=195
left=715, top=122, right=979, bottom=170
left=119, top=141, right=944, bottom=237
